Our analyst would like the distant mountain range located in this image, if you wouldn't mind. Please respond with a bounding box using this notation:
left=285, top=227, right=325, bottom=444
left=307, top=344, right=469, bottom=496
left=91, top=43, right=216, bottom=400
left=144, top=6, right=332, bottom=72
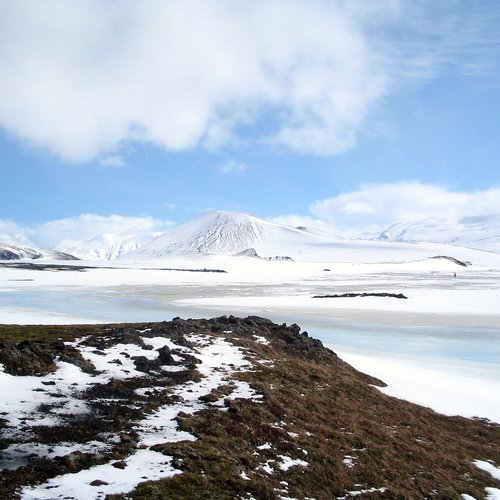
left=3, top=211, right=500, bottom=264
left=371, top=214, right=500, bottom=253
left=123, top=211, right=500, bottom=266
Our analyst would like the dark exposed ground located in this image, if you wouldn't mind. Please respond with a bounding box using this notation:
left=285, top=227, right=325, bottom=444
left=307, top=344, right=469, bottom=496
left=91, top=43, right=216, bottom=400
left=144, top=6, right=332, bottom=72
left=0, top=317, right=499, bottom=499
left=0, top=262, right=226, bottom=273
left=312, top=292, right=408, bottom=299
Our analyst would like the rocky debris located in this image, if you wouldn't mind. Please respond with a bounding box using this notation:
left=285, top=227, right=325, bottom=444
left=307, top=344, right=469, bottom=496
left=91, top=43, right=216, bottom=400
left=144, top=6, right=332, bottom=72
left=313, top=292, right=408, bottom=299
left=89, top=479, right=109, bottom=486
left=235, top=247, right=260, bottom=258
left=0, top=248, right=36, bottom=260
left=0, top=340, right=95, bottom=376
left=56, top=451, right=94, bottom=472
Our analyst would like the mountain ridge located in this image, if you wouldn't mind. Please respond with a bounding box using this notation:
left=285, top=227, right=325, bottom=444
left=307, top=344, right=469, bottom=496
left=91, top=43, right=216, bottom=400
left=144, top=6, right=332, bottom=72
left=0, top=242, right=78, bottom=261
left=371, top=214, right=500, bottom=253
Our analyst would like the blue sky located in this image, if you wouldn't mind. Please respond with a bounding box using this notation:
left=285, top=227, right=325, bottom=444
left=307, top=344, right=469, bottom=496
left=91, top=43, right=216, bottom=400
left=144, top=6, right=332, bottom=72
left=1, top=1, right=499, bottom=245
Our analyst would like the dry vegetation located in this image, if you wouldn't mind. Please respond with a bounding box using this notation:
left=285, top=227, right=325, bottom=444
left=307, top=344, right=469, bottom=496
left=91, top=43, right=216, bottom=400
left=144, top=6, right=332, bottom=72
left=1, top=317, right=499, bottom=499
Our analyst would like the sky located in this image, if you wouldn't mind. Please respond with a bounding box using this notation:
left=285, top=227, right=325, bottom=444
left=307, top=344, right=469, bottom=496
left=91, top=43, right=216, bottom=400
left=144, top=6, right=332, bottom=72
left=1, top=0, right=500, bottom=247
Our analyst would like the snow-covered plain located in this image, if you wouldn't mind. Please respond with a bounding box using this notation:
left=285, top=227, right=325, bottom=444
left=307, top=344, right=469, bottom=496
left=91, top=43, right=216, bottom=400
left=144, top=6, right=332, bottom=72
left=1, top=211, right=500, bottom=426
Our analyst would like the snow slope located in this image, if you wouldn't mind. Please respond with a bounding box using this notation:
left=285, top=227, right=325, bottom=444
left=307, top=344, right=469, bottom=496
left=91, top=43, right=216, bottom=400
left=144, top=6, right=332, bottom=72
left=373, top=214, right=500, bottom=253
left=0, top=242, right=77, bottom=261
left=127, top=211, right=500, bottom=266
left=128, top=211, right=324, bottom=258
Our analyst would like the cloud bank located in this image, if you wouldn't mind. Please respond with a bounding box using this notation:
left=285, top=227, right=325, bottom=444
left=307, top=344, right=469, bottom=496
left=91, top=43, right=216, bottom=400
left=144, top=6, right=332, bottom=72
left=0, top=1, right=394, bottom=162
left=1, top=2, right=498, bottom=164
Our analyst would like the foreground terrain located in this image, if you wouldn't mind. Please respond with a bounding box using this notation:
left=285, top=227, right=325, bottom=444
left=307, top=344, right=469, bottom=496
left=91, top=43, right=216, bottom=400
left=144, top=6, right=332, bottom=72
left=1, top=317, right=499, bottom=499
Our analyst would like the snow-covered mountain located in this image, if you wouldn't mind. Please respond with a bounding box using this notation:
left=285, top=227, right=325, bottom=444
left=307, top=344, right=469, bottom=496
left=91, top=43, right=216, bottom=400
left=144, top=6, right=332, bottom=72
left=126, top=211, right=500, bottom=266
left=128, top=211, right=319, bottom=258
left=57, top=231, right=161, bottom=260
left=0, top=242, right=77, bottom=261
left=372, top=214, right=500, bottom=253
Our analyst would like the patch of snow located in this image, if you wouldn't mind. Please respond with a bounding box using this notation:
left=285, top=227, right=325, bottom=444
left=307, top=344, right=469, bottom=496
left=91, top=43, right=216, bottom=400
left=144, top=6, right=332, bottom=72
left=257, top=460, right=275, bottom=475
left=240, top=471, right=251, bottom=481
left=485, top=487, right=500, bottom=499
left=474, top=460, right=500, bottom=480
left=257, top=443, right=273, bottom=451
left=253, top=335, right=270, bottom=345
left=141, top=336, right=177, bottom=350
left=0, top=360, right=102, bottom=436
left=337, top=487, right=388, bottom=499
left=472, top=460, right=500, bottom=499
left=1, top=440, right=110, bottom=471
left=21, top=449, right=180, bottom=499
left=225, top=380, right=263, bottom=402
left=277, top=455, right=309, bottom=471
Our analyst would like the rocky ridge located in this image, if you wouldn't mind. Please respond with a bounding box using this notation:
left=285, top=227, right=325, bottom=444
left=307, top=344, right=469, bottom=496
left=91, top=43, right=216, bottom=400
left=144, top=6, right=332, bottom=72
left=0, top=317, right=499, bottom=499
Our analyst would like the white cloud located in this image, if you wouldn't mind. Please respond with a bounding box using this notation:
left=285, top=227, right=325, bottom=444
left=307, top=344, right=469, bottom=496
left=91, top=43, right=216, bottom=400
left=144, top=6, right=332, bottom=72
left=217, top=160, right=247, bottom=176
left=1, top=2, right=498, bottom=163
left=273, top=183, right=500, bottom=237
left=308, top=182, right=500, bottom=236
left=0, top=0, right=396, bottom=162
left=0, top=219, right=34, bottom=246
